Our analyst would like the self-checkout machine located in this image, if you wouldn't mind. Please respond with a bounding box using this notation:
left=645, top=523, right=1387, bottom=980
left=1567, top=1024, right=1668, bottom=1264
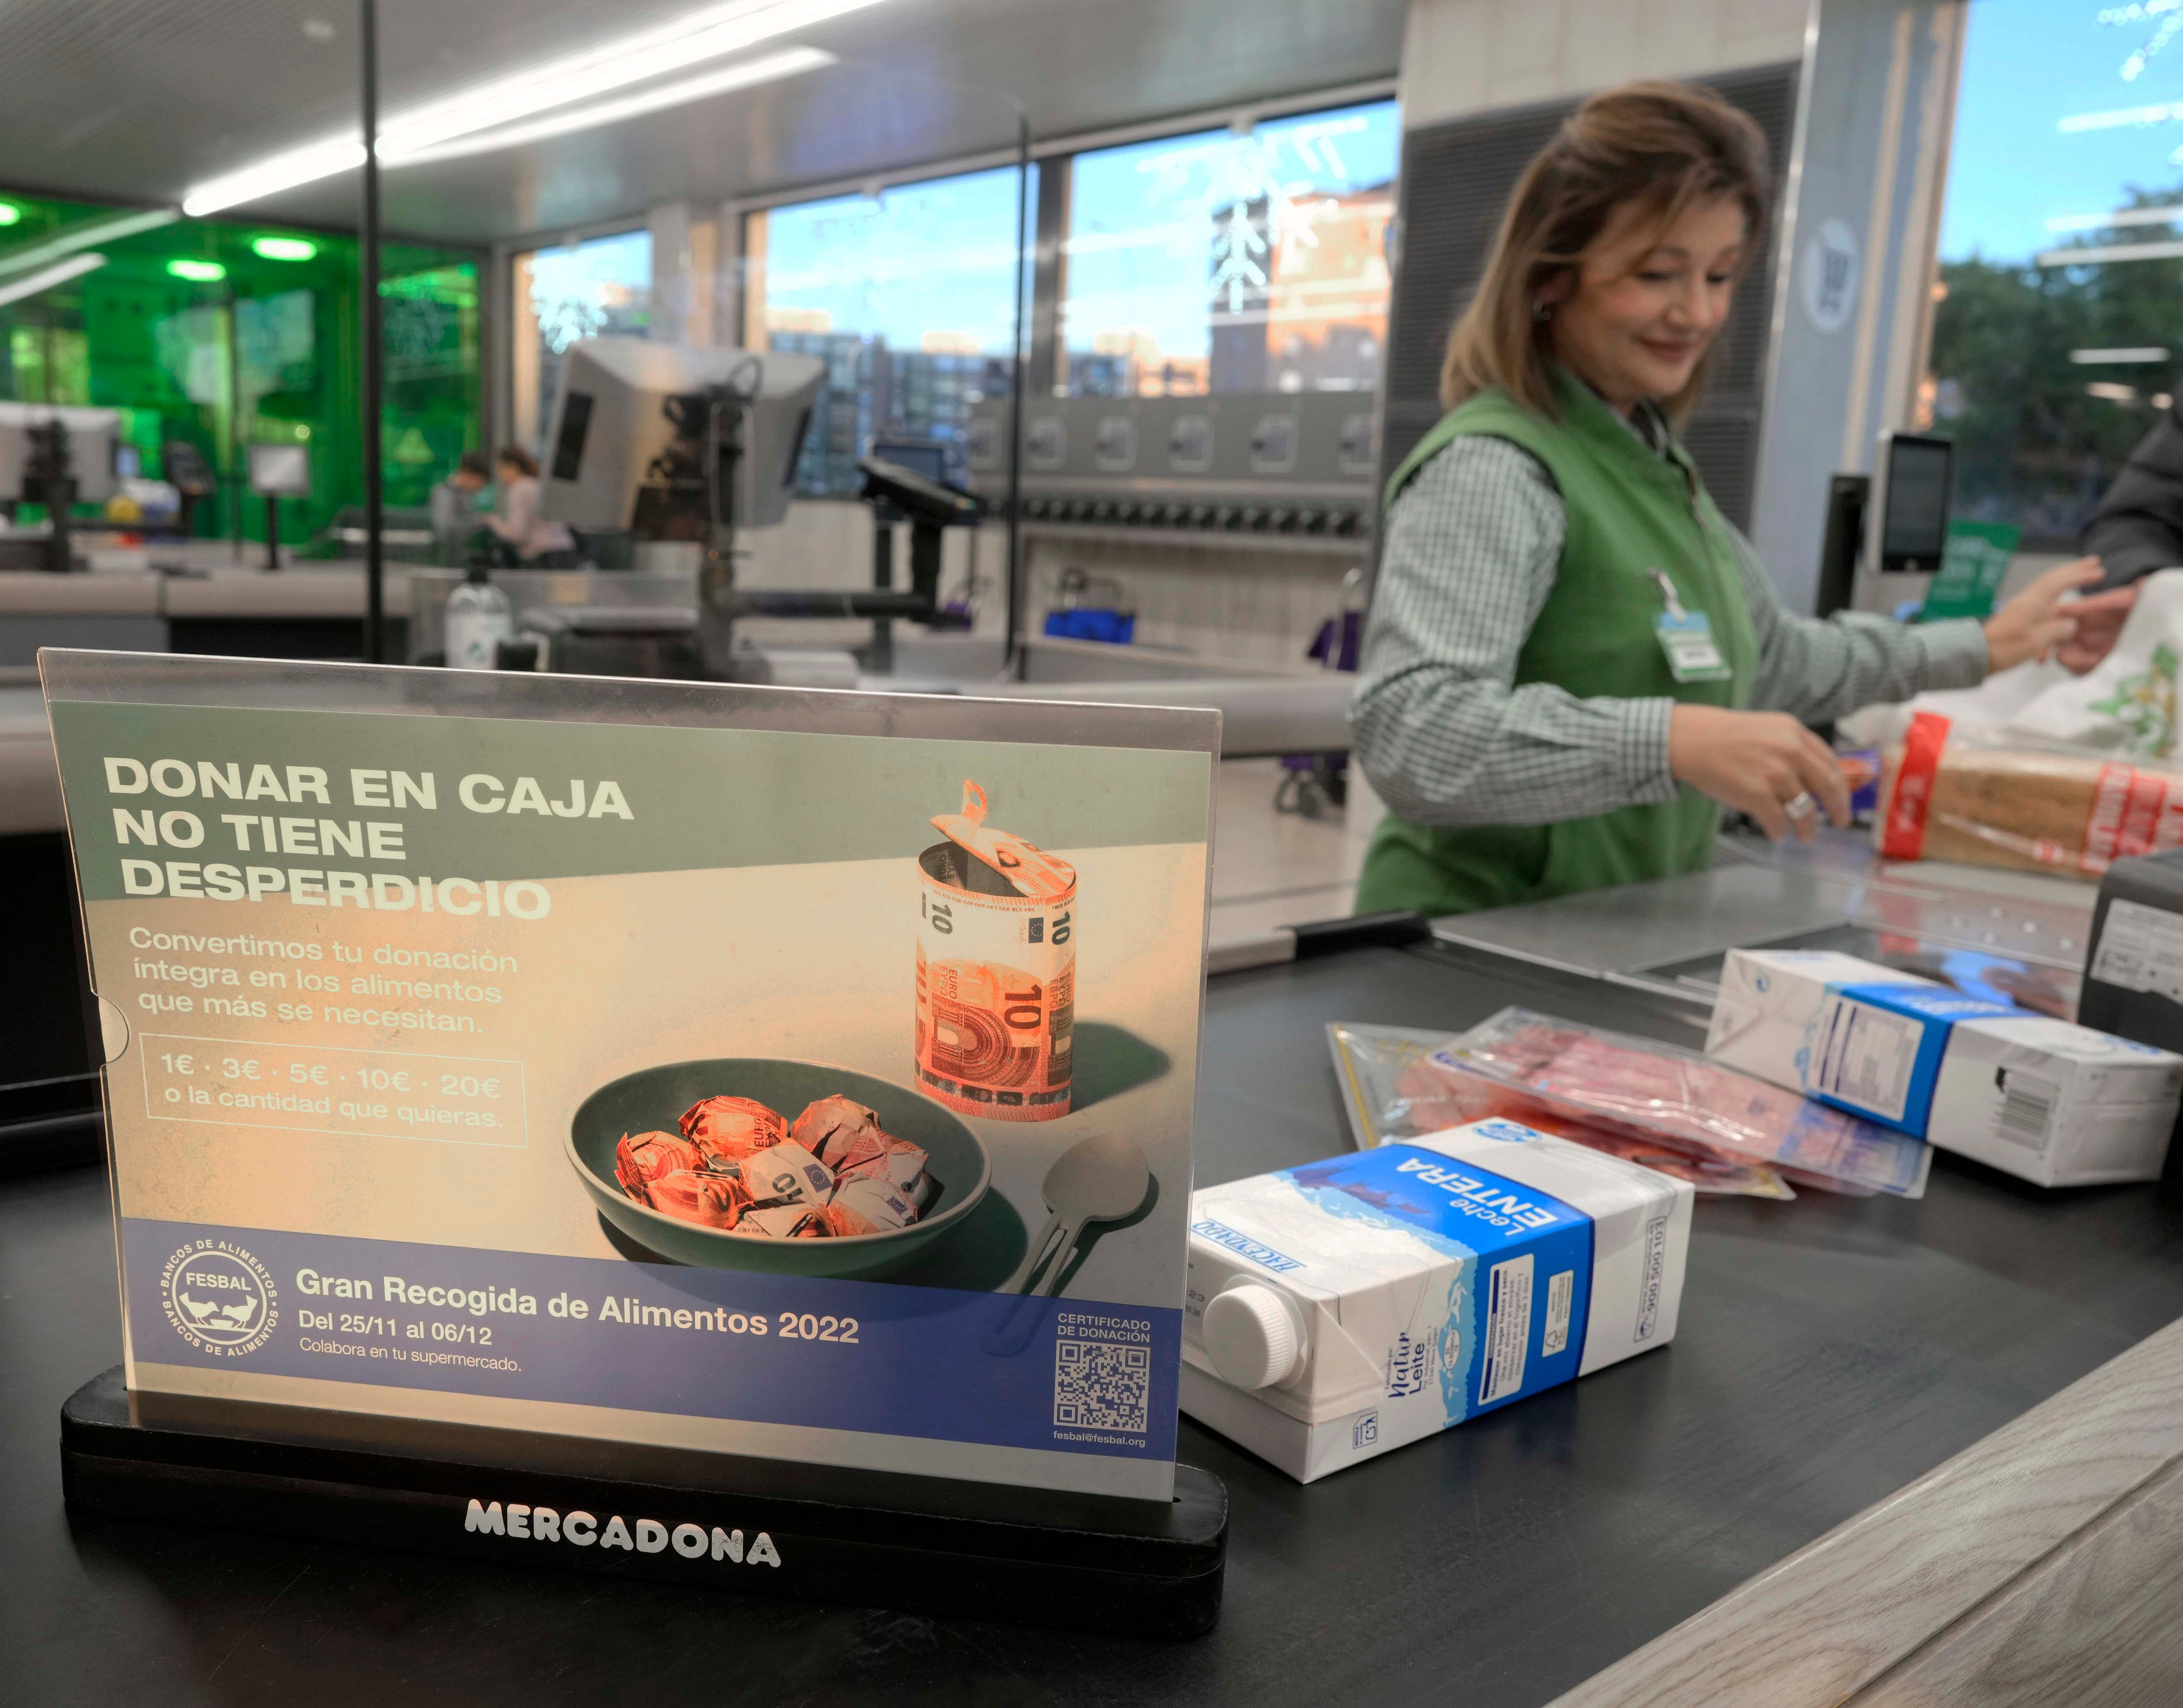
left=45, top=638, right=1229, bottom=1635
left=517, top=342, right=982, bottom=686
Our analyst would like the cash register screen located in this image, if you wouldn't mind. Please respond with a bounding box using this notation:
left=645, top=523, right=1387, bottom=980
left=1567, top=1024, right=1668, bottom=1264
left=1880, top=435, right=1952, bottom=567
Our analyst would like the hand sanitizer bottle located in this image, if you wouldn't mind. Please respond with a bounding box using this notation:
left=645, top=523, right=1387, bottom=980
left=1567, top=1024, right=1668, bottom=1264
left=444, top=564, right=513, bottom=670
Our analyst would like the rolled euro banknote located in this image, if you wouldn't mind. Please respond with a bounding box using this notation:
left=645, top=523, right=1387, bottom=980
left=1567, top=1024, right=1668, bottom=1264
left=914, top=779, right=1075, bottom=1123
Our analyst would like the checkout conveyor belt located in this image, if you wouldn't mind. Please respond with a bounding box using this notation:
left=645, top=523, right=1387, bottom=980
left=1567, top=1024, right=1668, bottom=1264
left=13, top=924, right=2183, bottom=1704
left=1432, top=828, right=2099, bottom=1020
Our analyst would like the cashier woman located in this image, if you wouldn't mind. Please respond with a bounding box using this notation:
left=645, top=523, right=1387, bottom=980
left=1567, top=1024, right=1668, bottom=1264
left=1350, top=81, right=2137, bottom=918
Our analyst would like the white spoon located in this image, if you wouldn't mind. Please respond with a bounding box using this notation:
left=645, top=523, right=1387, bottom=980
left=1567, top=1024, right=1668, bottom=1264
left=1005, top=1131, right=1152, bottom=1296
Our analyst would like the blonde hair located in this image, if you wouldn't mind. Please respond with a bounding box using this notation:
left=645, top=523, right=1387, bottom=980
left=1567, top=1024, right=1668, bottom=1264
left=1439, top=80, right=1771, bottom=423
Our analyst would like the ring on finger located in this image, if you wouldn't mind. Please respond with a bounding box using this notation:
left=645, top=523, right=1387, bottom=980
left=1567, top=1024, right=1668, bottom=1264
left=1783, top=790, right=1818, bottom=821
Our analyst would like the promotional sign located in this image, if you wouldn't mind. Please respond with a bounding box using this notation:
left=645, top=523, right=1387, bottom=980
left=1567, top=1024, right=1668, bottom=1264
left=46, top=654, right=1217, bottom=1502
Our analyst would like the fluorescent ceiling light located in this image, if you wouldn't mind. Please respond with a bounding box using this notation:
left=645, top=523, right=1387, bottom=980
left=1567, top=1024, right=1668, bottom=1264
left=395, top=47, right=834, bottom=165
left=2047, top=205, right=2183, bottom=232
left=379, top=0, right=872, bottom=155
left=0, top=252, right=107, bottom=309
left=0, top=207, right=176, bottom=279
left=2087, top=381, right=2140, bottom=403
left=2038, top=238, right=2183, bottom=266
left=167, top=258, right=227, bottom=282
left=2071, top=346, right=2170, bottom=363
left=251, top=236, right=319, bottom=261
left=0, top=202, right=20, bottom=227
left=180, top=0, right=887, bottom=214
left=182, top=139, right=367, bottom=219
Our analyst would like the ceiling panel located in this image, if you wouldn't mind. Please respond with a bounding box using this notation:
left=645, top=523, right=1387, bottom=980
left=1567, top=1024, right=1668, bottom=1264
left=0, top=0, right=1404, bottom=245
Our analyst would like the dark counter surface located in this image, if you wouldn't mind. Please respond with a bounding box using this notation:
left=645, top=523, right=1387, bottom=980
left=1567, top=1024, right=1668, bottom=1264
left=9, top=941, right=2183, bottom=1706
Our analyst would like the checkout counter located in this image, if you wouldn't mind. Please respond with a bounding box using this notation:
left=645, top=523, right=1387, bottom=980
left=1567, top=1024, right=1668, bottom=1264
left=8, top=354, right=2183, bottom=1701
left=8, top=799, right=2183, bottom=1702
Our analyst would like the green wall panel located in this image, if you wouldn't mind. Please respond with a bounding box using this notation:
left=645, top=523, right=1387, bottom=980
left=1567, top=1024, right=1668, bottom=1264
left=0, top=190, right=482, bottom=548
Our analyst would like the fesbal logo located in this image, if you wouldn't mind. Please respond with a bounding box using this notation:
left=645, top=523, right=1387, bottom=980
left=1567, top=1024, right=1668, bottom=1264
left=161, top=1240, right=278, bottom=1357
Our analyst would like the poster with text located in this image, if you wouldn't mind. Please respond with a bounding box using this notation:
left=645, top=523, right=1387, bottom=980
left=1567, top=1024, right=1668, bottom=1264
left=46, top=656, right=1217, bottom=1502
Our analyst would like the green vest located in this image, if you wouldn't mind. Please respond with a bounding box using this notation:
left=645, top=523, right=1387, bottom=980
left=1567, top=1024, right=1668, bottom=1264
left=1356, top=374, right=1758, bottom=918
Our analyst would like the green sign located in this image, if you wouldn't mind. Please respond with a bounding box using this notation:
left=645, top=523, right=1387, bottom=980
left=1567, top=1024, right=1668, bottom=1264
left=1920, top=520, right=2021, bottom=623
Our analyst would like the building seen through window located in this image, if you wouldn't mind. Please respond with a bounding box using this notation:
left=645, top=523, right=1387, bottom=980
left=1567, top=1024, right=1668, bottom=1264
left=512, top=229, right=652, bottom=454
left=744, top=166, right=1029, bottom=496
left=1060, top=99, right=1398, bottom=399
left=1929, top=0, right=2183, bottom=547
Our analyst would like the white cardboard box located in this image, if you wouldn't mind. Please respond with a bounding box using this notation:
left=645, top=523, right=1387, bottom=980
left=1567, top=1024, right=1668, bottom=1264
left=1707, top=948, right=2183, bottom=1186
left=1178, top=1119, right=1692, bottom=1483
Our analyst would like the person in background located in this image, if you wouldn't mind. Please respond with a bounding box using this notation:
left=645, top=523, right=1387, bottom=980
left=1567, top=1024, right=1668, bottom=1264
left=430, top=450, right=492, bottom=565
left=1350, top=80, right=2135, bottom=921
left=484, top=445, right=578, bottom=567
left=2083, top=398, right=2183, bottom=591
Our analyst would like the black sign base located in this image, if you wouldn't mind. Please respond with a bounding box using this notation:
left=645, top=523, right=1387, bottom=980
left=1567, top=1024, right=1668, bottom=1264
left=60, top=1368, right=1227, bottom=1639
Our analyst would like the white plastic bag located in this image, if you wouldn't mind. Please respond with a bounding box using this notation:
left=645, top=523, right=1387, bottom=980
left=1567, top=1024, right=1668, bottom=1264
left=2010, top=568, right=2183, bottom=759
left=1836, top=658, right=2067, bottom=753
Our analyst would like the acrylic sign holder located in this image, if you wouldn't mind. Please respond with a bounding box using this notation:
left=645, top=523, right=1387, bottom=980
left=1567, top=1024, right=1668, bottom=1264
left=62, top=1368, right=1228, bottom=1638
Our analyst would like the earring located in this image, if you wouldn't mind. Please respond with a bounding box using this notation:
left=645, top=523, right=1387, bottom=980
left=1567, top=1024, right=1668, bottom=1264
left=1532, top=300, right=1553, bottom=323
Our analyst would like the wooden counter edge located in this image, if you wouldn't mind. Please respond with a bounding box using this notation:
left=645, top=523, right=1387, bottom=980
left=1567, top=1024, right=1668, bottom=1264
left=1546, top=1313, right=2183, bottom=1708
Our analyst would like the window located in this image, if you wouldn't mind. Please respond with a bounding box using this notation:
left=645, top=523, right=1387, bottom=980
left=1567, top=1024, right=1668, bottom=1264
left=512, top=229, right=651, bottom=453
left=1928, top=0, right=2183, bottom=546
left=744, top=165, right=1029, bottom=496
left=1060, top=99, right=1399, bottom=398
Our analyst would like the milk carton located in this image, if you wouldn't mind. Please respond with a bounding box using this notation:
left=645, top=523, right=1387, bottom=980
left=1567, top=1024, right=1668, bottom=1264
left=1706, top=948, right=2183, bottom=1186
left=1179, top=1119, right=1692, bottom=1482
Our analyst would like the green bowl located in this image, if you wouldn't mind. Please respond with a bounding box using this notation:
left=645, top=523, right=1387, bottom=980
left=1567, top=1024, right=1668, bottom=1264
left=567, top=1057, right=992, bottom=1279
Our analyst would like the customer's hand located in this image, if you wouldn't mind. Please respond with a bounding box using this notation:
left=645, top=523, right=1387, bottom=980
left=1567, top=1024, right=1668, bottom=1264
left=2055, top=579, right=2138, bottom=674
left=1668, top=705, right=1849, bottom=841
left=1982, top=558, right=2104, bottom=673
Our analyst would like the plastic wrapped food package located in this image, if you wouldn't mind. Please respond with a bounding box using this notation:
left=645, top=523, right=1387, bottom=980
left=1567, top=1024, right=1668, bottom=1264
left=1877, top=711, right=2183, bottom=880
left=1329, top=1013, right=1937, bottom=1198
left=1327, top=1022, right=1796, bottom=1199
left=1437, top=1009, right=1932, bottom=1198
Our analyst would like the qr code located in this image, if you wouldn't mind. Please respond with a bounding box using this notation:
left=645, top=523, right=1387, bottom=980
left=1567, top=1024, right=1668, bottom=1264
left=1054, top=1340, right=1150, bottom=1433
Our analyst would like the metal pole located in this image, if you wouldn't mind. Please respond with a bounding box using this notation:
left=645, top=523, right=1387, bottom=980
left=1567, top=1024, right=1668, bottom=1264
left=360, top=0, right=385, bottom=663
left=1003, top=112, right=1029, bottom=679
left=226, top=282, right=244, bottom=562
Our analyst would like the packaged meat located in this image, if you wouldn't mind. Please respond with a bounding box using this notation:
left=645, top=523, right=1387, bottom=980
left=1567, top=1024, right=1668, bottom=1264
left=1327, top=1021, right=1796, bottom=1198
left=1441, top=1008, right=1932, bottom=1198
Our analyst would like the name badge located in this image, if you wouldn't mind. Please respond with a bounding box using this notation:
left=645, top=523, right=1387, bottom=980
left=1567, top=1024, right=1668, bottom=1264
left=1655, top=609, right=1732, bottom=683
